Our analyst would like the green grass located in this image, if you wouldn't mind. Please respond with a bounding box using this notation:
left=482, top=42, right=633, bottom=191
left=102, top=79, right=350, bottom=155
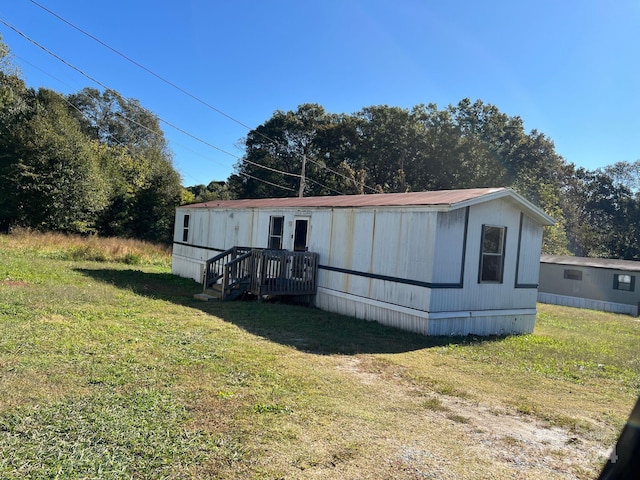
left=1, top=232, right=639, bottom=479
left=0, top=390, right=214, bottom=479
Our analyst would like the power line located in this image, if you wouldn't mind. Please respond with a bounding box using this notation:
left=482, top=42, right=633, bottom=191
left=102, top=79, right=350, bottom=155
left=25, top=0, right=382, bottom=196
left=239, top=172, right=297, bottom=193
left=306, top=156, right=378, bottom=194
left=304, top=176, right=345, bottom=196
left=27, top=0, right=256, bottom=133
left=4, top=9, right=369, bottom=196
left=0, top=17, right=302, bottom=188
left=11, top=55, right=203, bottom=184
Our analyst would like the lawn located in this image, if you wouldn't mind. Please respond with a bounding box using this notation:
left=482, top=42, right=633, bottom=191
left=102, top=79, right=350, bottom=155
left=0, top=233, right=638, bottom=479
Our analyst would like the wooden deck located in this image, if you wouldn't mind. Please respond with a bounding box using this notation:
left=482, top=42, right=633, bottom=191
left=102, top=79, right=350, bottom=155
left=203, top=247, right=319, bottom=301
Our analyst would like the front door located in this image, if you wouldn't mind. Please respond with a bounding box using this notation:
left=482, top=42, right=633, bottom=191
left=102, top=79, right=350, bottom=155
left=293, top=218, right=309, bottom=252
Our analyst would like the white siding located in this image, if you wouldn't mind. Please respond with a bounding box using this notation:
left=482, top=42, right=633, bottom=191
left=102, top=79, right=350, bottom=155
left=317, top=207, right=436, bottom=311
left=193, top=209, right=211, bottom=247
left=327, top=208, right=375, bottom=296
left=315, top=287, right=430, bottom=335
left=172, top=195, right=545, bottom=336
left=516, top=214, right=544, bottom=286
left=171, top=253, right=205, bottom=283
left=224, top=210, right=255, bottom=248
left=432, top=209, right=467, bottom=284
left=402, top=211, right=438, bottom=282
left=429, top=199, right=535, bottom=312
left=173, top=209, right=187, bottom=243
left=306, top=210, right=331, bottom=258
left=370, top=209, right=436, bottom=281
left=316, top=288, right=536, bottom=336
left=426, top=310, right=536, bottom=336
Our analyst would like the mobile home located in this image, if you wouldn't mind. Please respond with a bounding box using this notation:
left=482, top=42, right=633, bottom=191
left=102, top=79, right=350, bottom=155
left=539, top=255, right=640, bottom=316
left=172, top=187, right=554, bottom=336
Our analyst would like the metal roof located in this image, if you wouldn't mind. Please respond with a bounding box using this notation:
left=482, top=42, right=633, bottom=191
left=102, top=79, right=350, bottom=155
left=541, top=255, right=640, bottom=272
left=184, top=187, right=505, bottom=209
left=181, top=187, right=555, bottom=226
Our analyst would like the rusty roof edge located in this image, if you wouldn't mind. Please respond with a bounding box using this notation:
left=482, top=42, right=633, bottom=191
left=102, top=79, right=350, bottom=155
left=450, top=188, right=555, bottom=226
left=181, top=188, right=500, bottom=209
left=178, top=188, right=555, bottom=226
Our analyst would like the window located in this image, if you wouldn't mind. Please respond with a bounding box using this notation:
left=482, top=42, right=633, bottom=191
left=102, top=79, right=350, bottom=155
left=614, top=274, right=635, bottom=291
left=268, top=216, right=284, bottom=249
left=563, top=269, right=582, bottom=281
left=479, top=225, right=506, bottom=283
left=182, top=214, right=190, bottom=242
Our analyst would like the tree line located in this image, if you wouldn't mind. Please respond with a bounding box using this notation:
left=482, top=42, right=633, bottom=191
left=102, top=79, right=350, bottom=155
left=2, top=35, right=638, bottom=258
left=227, top=103, right=640, bottom=260
left=0, top=38, right=182, bottom=243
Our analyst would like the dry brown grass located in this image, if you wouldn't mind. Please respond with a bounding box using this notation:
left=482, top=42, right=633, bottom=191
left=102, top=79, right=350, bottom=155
left=0, top=228, right=171, bottom=265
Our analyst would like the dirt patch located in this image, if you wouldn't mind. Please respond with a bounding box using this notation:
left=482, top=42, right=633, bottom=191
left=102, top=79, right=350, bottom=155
left=440, top=395, right=606, bottom=478
left=1, top=280, right=29, bottom=287
left=337, top=356, right=609, bottom=479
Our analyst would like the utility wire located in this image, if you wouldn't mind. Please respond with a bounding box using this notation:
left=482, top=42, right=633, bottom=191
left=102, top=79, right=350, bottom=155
left=27, top=0, right=256, bottom=133
left=239, top=172, right=297, bottom=193
left=12, top=54, right=204, bottom=185
left=26, top=0, right=381, bottom=196
left=306, top=156, right=378, bottom=194
left=304, top=176, right=345, bottom=196
left=15, top=53, right=277, bottom=188
left=0, top=17, right=301, bottom=188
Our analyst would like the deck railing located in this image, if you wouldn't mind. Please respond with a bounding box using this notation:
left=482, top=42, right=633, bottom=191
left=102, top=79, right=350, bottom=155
left=203, top=246, right=252, bottom=290
left=204, top=247, right=319, bottom=300
left=251, top=249, right=319, bottom=297
left=220, top=250, right=254, bottom=299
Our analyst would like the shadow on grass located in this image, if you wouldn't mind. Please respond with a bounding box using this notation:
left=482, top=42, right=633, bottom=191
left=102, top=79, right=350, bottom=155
left=75, top=267, right=508, bottom=355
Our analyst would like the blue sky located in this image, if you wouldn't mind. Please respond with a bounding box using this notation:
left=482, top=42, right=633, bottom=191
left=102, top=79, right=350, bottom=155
left=1, top=0, right=638, bottom=187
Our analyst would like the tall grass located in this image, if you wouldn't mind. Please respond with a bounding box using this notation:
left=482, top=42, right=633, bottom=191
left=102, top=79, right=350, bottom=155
left=0, top=229, right=171, bottom=266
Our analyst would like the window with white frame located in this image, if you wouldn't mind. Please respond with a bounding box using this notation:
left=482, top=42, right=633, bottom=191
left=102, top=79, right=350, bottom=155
left=268, top=216, right=284, bottom=249
left=479, top=225, right=506, bottom=283
left=614, top=273, right=635, bottom=291
left=182, top=214, right=190, bottom=242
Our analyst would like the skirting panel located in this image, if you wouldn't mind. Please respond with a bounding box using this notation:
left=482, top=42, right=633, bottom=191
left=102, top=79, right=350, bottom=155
left=172, top=254, right=205, bottom=283
left=538, top=292, right=638, bottom=316
left=315, top=287, right=536, bottom=336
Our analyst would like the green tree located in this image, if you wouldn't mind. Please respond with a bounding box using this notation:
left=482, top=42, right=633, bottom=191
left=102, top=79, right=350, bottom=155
left=68, top=88, right=182, bottom=242
left=233, top=99, right=574, bottom=253
left=0, top=87, right=109, bottom=233
left=351, top=105, right=421, bottom=192
left=232, top=104, right=333, bottom=198
left=561, top=167, right=636, bottom=258
left=185, top=181, right=233, bottom=203
left=604, top=160, right=640, bottom=192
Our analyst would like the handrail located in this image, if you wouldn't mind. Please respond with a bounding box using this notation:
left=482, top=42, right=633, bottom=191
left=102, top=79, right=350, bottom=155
left=203, top=246, right=251, bottom=290
left=221, top=251, right=253, bottom=298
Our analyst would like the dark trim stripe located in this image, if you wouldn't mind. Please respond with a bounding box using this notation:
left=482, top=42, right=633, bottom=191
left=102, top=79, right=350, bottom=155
left=317, top=208, right=470, bottom=290
left=173, top=241, right=225, bottom=253
left=174, top=208, right=540, bottom=291
left=318, top=264, right=462, bottom=289
left=459, top=207, right=469, bottom=286
left=514, top=212, right=524, bottom=288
